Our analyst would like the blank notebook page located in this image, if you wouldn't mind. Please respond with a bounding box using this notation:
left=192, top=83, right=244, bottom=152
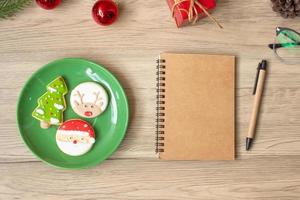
left=159, top=53, right=235, bottom=160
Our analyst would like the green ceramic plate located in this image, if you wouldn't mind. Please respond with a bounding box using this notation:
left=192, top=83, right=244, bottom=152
left=17, top=58, right=129, bottom=169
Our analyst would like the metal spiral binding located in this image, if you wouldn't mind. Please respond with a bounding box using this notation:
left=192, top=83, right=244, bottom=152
left=156, top=59, right=166, bottom=153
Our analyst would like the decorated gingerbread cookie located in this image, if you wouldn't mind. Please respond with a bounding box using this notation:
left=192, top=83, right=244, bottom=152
left=70, top=82, right=108, bottom=118
left=32, top=76, right=68, bottom=129
left=56, top=119, right=96, bottom=156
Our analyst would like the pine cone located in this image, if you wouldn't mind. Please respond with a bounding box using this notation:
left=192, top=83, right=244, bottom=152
left=271, top=0, right=300, bottom=18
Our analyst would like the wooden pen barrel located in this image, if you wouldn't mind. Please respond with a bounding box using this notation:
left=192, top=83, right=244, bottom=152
left=247, top=70, right=267, bottom=139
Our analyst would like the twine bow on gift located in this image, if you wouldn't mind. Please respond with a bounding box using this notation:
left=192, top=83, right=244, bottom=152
left=172, top=0, right=223, bottom=28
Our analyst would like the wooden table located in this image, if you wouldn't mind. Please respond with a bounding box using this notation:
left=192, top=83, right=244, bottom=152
left=1, top=0, right=300, bottom=199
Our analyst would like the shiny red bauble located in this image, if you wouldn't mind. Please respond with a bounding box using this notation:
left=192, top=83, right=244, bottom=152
left=36, top=0, right=61, bottom=10
left=92, top=0, right=119, bottom=26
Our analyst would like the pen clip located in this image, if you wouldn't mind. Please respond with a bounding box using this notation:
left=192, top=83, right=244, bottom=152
left=253, top=62, right=262, bottom=95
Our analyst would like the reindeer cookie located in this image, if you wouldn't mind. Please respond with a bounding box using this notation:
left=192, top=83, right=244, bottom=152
left=70, top=82, right=108, bottom=118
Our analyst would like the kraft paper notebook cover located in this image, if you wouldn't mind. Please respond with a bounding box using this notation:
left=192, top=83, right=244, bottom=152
left=156, top=53, right=235, bottom=160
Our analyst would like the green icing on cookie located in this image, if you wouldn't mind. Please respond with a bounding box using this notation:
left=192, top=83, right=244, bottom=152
left=32, top=76, right=68, bottom=127
left=47, top=76, right=68, bottom=94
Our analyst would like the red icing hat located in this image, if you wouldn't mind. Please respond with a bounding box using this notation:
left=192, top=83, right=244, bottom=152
left=58, top=119, right=95, bottom=143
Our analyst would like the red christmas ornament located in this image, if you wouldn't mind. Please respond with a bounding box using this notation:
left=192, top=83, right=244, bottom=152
left=92, top=0, right=119, bottom=26
left=36, top=0, right=61, bottom=10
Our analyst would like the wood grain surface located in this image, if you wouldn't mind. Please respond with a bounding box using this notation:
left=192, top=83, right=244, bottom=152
left=1, top=0, right=300, bottom=199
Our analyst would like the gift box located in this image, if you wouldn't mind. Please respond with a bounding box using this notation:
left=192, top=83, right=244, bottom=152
left=167, top=0, right=217, bottom=27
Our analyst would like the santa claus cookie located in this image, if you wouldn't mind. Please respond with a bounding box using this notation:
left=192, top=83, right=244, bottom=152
left=70, top=82, right=108, bottom=118
left=56, top=119, right=96, bottom=156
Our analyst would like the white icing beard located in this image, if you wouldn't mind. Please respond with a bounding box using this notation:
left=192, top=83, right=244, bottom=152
left=56, top=138, right=93, bottom=156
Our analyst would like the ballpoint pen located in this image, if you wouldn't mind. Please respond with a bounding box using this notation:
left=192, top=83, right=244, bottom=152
left=246, top=60, right=267, bottom=151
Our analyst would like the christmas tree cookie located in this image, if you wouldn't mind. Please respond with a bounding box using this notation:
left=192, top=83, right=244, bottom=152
left=32, top=76, right=68, bottom=129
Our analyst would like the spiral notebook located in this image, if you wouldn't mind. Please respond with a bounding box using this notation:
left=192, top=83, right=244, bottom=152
left=156, top=53, right=235, bottom=160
